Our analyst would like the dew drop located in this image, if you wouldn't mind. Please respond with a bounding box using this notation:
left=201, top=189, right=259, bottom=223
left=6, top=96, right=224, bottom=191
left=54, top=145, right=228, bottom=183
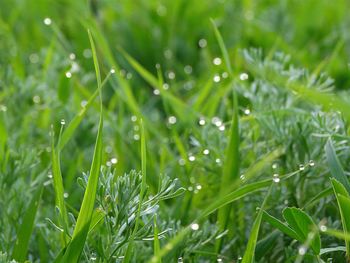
left=320, top=225, right=327, bottom=232
left=196, top=184, right=202, bottom=190
left=81, top=100, right=88, bottom=107
left=162, top=83, right=169, bottom=90
left=134, top=125, right=139, bottom=131
left=133, top=134, right=140, bottom=141
left=273, top=174, right=280, bottom=183
left=63, top=192, right=69, bottom=198
left=83, top=49, right=92, bottom=58
left=110, top=68, right=115, bottom=74
left=213, top=74, right=221, bottom=83
left=178, top=257, right=183, bottom=263
left=29, top=53, right=39, bottom=64
left=240, top=174, right=245, bottom=181
left=178, top=158, right=186, bottom=166
left=212, top=117, right=222, bottom=126
left=244, top=108, right=251, bottom=115
left=33, top=95, right=41, bottom=104
left=215, top=158, right=221, bottom=164
left=199, top=118, right=206, bottom=126
left=168, top=116, right=177, bottom=125
left=60, top=119, right=66, bottom=125
left=69, top=53, right=76, bottom=60
left=213, top=57, right=222, bottom=66
left=198, top=39, right=207, bottom=48
left=188, top=155, right=196, bottom=162
left=299, top=164, right=305, bottom=171
left=184, top=65, right=193, bottom=74
left=43, top=17, right=52, bottom=25
left=298, top=246, right=306, bottom=255
left=203, top=149, right=210, bottom=155
left=65, top=71, right=72, bottom=78
left=111, top=158, right=118, bottom=164
left=0, top=105, right=7, bottom=112
left=153, top=89, right=160, bottom=95
left=239, top=73, right=249, bottom=81
left=272, top=163, right=278, bottom=169
left=219, top=125, right=225, bottom=131
left=190, top=223, right=199, bottom=231
left=48, top=173, right=53, bottom=179
left=168, top=71, right=175, bottom=80
left=217, top=258, right=223, bottom=262
left=222, top=72, right=229, bottom=79
left=309, top=160, right=315, bottom=167
left=106, top=161, right=112, bottom=167
left=131, top=115, right=137, bottom=122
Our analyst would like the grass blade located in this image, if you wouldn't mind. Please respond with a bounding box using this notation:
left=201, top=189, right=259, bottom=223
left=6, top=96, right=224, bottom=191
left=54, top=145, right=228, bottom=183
left=60, top=30, right=103, bottom=263
left=12, top=185, right=43, bottom=262
left=153, top=216, right=161, bottom=263
left=326, top=139, right=350, bottom=194
left=242, top=186, right=272, bottom=263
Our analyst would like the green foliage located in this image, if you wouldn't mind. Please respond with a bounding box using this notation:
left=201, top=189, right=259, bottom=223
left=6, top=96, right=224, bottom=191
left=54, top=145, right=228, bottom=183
left=2, top=0, right=350, bottom=262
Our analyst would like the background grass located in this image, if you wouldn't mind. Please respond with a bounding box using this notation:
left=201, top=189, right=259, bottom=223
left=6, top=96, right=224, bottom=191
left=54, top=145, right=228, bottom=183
left=1, top=0, right=350, bottom=262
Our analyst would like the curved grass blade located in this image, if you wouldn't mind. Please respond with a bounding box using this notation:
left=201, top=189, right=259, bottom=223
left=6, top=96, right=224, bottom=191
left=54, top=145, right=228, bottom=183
left=242, top=185, right=272, bottom=263
left=60, top=30, right=103, bottom=263
left=326, top=139, right=350, bottom=194
left=12, top=185, right=43, bottom=262
left=123, top=120, right=147, bottom=263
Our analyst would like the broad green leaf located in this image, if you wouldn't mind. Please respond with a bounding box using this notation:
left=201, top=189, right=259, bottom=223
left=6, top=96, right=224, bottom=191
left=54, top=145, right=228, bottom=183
left=60, top=30, right=103, bottom=263
left=262, top=211, right=300, bottom=240
left=12, top=185, right=43, bottom=262
left=282, top=207, right=321, bottom=255
left=326, top=139, right=350, bottom=194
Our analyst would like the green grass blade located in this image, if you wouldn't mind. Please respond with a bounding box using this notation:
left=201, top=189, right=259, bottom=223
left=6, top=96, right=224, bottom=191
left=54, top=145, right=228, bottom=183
left=153, top=216, right=161, bottom=263
left=12, top=185, right=43, bottom=262
left=326, top=139, right=350, bottom=194
left=60, top=30, right=103, bottom=263
left=216, top=91, right=240, bottom=249
left=331, top=178, right=350, bottom=258
left=242, top=185, right=272, bottom=263
left=210, top=18, right=233, bottom=76
left=123, top=120, right=147, bottom=263
left=51, top=126, right=70, bottom=245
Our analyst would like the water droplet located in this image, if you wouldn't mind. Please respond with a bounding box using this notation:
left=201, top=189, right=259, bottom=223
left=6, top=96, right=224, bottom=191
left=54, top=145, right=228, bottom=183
left=299, top=164, right=305, bottom=171
left=111, top=158, right=118, bottom=164
left=219, top=125, right=225, bottom=131
left=63, top=192, right=69, bottom=198
left=168, top=116, right=177, bottom=124
left=198, top=38, right=207, bottom=48
left=155, top=63, right=160, bottom=69
left=273, top=174, right=280, bottom=183
left=213, top=57, right=222, bottom=66
left=190, top=223, right=199, bottom=231
left=60, top=119, right=66, bottom=125
left=69, top=53, right=76, bottom=60
left=178, top=257, right=183, bottom=263
left=153, top=89, right=160, bottom=95
left=33, top=95, right=41, bottom=104
left=168, top=71, right=175, bottom=80
left=43, top=17, right=52, bottom=25
left=188, top=155, right=196, bottom=162
left=65, top=71, right=72, bottom=78
left=213, top=74, right=221, bottom=83
left=188, top=186, right=193, bottom=191
left=298, top=246, right=306, bottom=255
left=110, top=68, right=115, bottom=74
left=309, top=160, right=315, bottom=167
left=212, top=117, right=222, bottom=126
left=83, top=49, right=92, bottom=58
left=131, top=115, right=137, bottom=122
left=164, top=49, right=173, bottom=60
left=106, top=161, right=112, bottom=167
left=203, top=149, right=210, bottom=155
left=215, top=158, right=221, bottom=164
left=157, top=5, right=167, bottom=16
left=217, top=258, right=223, bottom=262
left=133, top=134, right=140, bottom=141
left=222, top=72, right=228, bottom=78
left=105, top=146, right=112, bottom=153
left=240, top=174, right=245, bottom=181
left=239, top=73, right=249, bottom=81
left=272, top=163, right=278, bottom=169
left=178, top=158, right=186, bottom=166
left=199, top=118, right=206, bottom=126
left=184, top=65, right=193, bottom=74
left=0, top=105, right=7, bottom=112
left=81, top=100, right=88, bottom=107
left=320, top=225, right=327, bottom=232
left=126, top=72, right=132, bottom=79
left=162, top=83, right=169, bottom=90
left=48, top=173, right=53, bottom=179
left=29, top=53, right=39, bottom=64
left=196, top=184, right=202, bottom=190
left=244, top=109, right=251, bottom=115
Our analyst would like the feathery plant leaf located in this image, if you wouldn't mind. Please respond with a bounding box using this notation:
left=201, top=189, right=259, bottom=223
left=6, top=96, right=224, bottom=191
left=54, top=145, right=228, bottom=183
left=60, top=30, right=103, bottom=263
